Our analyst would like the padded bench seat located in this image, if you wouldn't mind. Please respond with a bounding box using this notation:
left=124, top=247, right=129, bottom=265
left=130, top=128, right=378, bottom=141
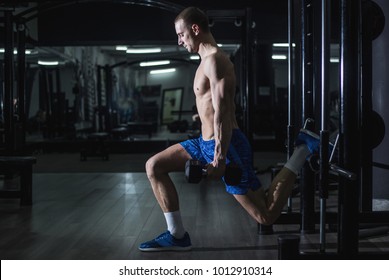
left=127, top=122, right=154, bottom=138
left=0, top=156, right=37, bottom=205
left=80, top=132, right=110, bottom=161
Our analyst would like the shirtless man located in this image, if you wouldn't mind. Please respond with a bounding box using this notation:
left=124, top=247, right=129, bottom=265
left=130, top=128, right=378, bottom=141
left=139, top=7, right=319, bottom=251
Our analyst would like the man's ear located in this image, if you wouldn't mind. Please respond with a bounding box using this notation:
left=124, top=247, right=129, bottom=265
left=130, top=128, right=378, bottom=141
left=191, top=24, right=200, bottom=35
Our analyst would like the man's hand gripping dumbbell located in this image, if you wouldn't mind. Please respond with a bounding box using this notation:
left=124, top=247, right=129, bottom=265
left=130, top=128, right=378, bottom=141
left=185, top=159, right=242, bottom=185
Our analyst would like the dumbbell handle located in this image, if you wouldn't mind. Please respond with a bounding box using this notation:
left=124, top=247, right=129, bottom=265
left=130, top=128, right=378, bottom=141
left=330, top=164, right=356, bottom=180
left=185, top=160, right=242, bottom=185
left=201, top=165, right=238, bottom=177
left=308, top=155, right=356, bottom=180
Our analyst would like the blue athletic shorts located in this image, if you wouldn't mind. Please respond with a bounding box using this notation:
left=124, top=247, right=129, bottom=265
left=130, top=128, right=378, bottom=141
left=180, top=129, right=261, bottom=195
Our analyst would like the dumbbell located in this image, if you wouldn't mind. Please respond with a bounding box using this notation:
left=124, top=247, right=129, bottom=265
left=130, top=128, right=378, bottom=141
left=185, top=159, right=242, bottom=185
left=307, top=154, right=356, bottom=180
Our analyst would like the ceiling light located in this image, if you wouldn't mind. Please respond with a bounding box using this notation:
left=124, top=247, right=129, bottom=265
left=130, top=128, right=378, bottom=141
left=273, top=43, right=296, bottom=47
left=330, top=57, right=339, bottom=63
left=190, top=55, right=200, bottom=60
left=116, top=46, right=128, bottom=51
left=126, top=48, right=161, bottom=54
left=272, top=55, right=287, bottom=60
left=140, top=60, right=170, bottom=67
left=38, top=60, right=59, bottom=66
left=150, top=68, right=176, bottom=75
left=0, top=48, right=37, bottom=55
left=0, top=49, right=18, bottom=54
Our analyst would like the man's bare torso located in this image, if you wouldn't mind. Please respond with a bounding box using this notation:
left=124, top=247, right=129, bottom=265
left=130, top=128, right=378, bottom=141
left=193, top=49, right=239, bottom=140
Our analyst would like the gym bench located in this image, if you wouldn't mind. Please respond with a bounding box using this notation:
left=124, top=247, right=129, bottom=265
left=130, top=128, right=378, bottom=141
left=127, top=122, right=154, bottom=138
left=0, top=156, right=37, bottom=205
left=80, top=132, right=110, bottom=161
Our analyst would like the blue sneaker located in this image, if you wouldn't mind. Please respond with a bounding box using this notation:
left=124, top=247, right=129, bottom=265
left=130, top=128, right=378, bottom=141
left=138, top=231, right=192, bottom=252
left=295, top=129, right=334, bottom=155
left=295, top=128, right=321, bottom=154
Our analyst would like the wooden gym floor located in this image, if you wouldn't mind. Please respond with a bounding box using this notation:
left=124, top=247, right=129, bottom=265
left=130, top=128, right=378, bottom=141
left=1, top=152, right=389, bottom=260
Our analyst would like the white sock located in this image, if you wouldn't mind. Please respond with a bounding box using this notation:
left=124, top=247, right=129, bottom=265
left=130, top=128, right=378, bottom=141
left=164, top=211, right=186, bottom=239
left=283, top=144, right=311, bottom=175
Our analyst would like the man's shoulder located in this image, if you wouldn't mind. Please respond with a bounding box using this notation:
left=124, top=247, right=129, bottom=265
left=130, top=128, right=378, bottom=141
left=204, top=49, right=228, bottom=60
left=203, top=50, right=232, bottom=68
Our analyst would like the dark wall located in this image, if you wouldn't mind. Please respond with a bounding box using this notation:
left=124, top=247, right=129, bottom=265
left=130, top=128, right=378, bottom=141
left=37, top=3, right=179, bottom=45
left=35, top=0, right=288, bottom=45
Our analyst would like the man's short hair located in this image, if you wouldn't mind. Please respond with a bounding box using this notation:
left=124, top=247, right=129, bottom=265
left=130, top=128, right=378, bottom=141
left=175, top=7, right=210, bottom=33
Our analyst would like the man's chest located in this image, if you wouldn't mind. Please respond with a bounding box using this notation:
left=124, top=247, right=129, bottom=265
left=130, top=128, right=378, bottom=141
left=193, top=66, right=210, bottom=95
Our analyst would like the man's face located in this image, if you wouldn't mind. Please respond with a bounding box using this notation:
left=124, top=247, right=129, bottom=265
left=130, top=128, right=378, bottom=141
left=175, top=19, right=198, bottom=53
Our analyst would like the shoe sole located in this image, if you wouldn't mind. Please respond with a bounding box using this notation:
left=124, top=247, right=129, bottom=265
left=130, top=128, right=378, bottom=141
left=300, top=128, right=336, bottom=161
left=300, top=128, right=320, bottom=140
left=139, top=245, right=192, bottom=252
left=300, top=129, right=335, bottom=147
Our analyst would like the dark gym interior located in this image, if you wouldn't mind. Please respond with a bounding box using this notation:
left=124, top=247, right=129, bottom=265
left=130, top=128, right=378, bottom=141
left=1, top=0, right=389, bottom=260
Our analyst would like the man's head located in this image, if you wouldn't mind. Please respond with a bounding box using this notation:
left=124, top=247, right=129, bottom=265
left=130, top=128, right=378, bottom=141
left=174, top=7, right=210, bottom=53
left=175, top=7, right=210, bottom=33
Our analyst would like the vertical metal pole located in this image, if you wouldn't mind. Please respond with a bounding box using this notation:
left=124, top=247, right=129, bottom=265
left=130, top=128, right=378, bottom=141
left=300, top=0, right=306, bottom=125
left=240, top=15, right=248, bottom=139
left=319, top=0, right=330, bottom=253
left=300, top=0, right=316, bottom=234
left=339, top=0, right=360, bottom=258
left=287, top=0, right=295, bottom=213
left=359, top=0, right=373, bottom=211
left=3, top=10, right=15, bottom=153
left=302, top=0, right=311, bottom=125
left=104, top=65, right=112, bottom=132
left=25, top=65, right=37, bottom=121
left=39, top=68, right=48, bottom=115
left=244, top=8, right=254, bottom=145
left=0, top=63, right=3, bottom=127
left=97, top=66, right=103, bottom=131
left=55, top=68, right=61, bottom=93
left=288, top=0, right=295, bottom=160
left=17, top=20, right=27, bottom=149
left=55, top=68, right=63, bottom=134
left=47, top=70, right=54, bottom=138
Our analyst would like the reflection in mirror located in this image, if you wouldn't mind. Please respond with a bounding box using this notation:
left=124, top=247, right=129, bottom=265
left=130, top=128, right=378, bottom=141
left=5, top=44, right=238, bottom=143
left=161, top=88, right=183, bottom=125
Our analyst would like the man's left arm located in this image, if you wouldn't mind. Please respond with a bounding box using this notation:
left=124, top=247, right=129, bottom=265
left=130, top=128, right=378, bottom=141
left=211, top=77, right=233, bottom=166
left=207, top=56, right=236, bottom=176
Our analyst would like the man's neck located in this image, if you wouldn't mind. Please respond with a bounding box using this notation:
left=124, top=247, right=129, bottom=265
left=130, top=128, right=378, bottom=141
left=197, top=34, right=218, bottom=59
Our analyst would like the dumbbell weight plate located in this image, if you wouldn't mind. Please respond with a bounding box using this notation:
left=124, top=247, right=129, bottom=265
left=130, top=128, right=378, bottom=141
left=185, top=160, right=203, bottom=183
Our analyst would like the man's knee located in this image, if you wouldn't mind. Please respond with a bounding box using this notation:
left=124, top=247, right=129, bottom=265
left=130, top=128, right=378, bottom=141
left=242, top=189, right=280, bottom=226
left=145, top=144, right=190, bottom=179
left=257, top=214, right=278, bottom=226
left=145, top=155, right=159, bottom=179
left=250, top=209, right=275, bottom=226
left=145, top=151, right=173, bottom=178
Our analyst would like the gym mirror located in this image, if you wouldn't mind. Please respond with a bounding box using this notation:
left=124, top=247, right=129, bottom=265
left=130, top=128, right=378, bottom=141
left=161, top=88, right=183, bottom=125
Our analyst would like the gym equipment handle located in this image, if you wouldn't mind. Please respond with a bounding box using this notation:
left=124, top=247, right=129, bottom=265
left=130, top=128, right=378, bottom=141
left=330, top=164, right=356, bottom=180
